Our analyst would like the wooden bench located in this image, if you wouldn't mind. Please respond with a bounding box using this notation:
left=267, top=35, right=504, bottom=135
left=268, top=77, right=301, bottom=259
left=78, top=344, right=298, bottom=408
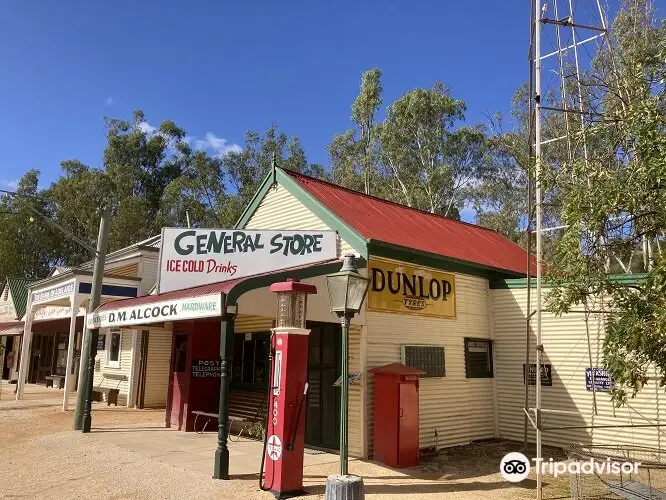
left=192, top=391, right=266, bottom=439
left=93, top=373, right=126, bottom=406
left=45, top=375, right=65, bottom=389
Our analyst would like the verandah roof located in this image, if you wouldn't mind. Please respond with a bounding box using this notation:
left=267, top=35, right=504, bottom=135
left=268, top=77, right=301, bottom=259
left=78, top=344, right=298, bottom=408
left=88, top=259, right=343, bottom=329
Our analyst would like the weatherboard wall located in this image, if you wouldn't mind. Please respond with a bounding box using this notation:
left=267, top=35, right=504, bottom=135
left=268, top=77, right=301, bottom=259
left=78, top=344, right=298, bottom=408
left=242, top=182, right=356, bottom=257
left=365, top=261, right=496, bottom=457
left=93, top=328, right=134, bottom=405
left=142, top=325, right=173, bottom=408
left=491, top=287, right=666, bottom=449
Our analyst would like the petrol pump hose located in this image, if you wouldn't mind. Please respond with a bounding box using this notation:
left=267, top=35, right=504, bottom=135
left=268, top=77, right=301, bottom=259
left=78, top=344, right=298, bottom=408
left=259, top=339, right=276, bottom=492
left=287, top=382, right=309, bottom=451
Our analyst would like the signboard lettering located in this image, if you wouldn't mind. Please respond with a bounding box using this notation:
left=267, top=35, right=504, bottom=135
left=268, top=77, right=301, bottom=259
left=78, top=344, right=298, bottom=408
left=191, top=359, right=222, bottom=378
left=523, top=363, right=553, bottom=386
left=586, top=367, right=613, bottom=391
left=367, top=258, right=456, bottom=318
left=87, top=293, right=223, bottom=329
left=33, top=282, right=75, bottom=303
left=158, top=229, right=337, bottom=294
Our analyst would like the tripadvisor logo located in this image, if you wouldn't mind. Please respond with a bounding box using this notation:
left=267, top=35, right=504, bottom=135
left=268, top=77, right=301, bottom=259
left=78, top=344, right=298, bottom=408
left=371, top=267, right=453, bottom=311
left=500, top=452, right=641, bottom=482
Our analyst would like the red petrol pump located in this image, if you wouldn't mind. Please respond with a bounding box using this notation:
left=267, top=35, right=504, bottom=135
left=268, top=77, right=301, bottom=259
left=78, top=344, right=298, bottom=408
left=260, top=278, right=317, bottom=499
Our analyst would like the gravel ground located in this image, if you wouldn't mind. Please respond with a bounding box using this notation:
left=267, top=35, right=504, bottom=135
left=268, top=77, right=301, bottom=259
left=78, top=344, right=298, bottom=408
left=0, top=390, right=570, bottom=499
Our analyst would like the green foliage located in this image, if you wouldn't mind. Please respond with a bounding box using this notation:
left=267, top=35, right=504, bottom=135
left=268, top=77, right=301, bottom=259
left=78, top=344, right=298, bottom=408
left=548, top=0, right=666, bottom=404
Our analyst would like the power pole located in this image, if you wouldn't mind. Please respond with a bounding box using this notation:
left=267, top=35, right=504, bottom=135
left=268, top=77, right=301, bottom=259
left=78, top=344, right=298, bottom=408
left=73, top=207, right=111, bottom=431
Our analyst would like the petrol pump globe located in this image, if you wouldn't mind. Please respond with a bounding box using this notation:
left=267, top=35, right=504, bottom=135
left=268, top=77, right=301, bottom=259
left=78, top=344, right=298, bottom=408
left=325, top=255, right=370, bottom=315
left=270, top=278, right=317, bottom=329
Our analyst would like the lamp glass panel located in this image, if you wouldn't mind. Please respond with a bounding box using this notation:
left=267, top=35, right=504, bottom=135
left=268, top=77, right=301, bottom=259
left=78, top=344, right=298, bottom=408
left=326, top=274, right=350, bottom=313
left=346, top=274, right=370, bottom=312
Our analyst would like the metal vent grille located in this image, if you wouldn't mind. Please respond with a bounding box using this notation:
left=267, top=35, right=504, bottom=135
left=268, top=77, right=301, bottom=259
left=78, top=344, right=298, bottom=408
left=401, top=345, right=445, bottom=378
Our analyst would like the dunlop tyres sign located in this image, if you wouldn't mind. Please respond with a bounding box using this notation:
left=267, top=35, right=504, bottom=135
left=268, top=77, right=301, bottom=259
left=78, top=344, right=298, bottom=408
left=367, top=258, right=456, bottom=319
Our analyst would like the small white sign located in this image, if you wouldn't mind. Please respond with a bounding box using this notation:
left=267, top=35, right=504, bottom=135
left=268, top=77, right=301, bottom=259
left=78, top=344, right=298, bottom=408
left=33, top=282, right=75, bottom=304
left=87, top=293, right=222, bottom=328
left=267, top=434, right=282, bottom=461
left=157, top=228, right=337, bottom=294
left=245, top=332, right=252, bottom=341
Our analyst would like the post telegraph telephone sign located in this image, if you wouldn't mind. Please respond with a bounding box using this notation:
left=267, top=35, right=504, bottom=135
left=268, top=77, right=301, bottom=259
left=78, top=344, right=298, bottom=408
left=157, top=228, right=337, bottom=294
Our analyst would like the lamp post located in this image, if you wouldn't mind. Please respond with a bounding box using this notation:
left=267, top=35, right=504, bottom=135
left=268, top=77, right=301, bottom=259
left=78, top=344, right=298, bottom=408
left=325, top=254, right=370, bottom=500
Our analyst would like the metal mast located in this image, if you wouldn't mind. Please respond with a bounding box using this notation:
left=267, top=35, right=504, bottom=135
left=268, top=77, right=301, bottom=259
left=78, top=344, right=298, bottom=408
left=527, top=1, right=614, bottom=499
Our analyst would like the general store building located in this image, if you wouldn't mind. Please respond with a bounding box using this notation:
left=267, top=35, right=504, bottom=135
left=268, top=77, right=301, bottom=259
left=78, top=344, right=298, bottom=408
left=90, top=167, right=531, bottom=458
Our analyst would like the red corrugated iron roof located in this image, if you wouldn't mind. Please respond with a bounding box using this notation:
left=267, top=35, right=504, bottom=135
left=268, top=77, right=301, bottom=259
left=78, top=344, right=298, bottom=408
left=285, top=170, right=532, bottom=275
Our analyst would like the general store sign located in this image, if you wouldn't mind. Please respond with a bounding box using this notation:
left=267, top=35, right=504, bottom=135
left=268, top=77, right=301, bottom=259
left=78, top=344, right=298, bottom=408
left=367, top=258, right=456, bottom=318
left=33, top=282, right=75, bottom=304
left=87, top=293, right=223, bottom=328
left=157, top=228, right=337, bottom=294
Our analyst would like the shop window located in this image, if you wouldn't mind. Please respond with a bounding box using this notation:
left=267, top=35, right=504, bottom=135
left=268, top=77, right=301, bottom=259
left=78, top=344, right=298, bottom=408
left=232, top=332, right=270, bottom=389
left=401, top=345, right=445, bottom=377
left=106, top=329, right=122, bottom=368
left=464, top=338, right=493, bottom=378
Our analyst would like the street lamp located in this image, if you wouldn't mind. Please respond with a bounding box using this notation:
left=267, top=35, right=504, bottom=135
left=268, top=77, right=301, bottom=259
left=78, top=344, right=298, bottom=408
left=325, top=254, right=370, bottom=497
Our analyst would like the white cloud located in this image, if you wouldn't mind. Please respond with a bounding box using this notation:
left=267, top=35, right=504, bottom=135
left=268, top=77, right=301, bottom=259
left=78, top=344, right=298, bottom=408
left=105, top=96, right=114, bottom=106
left=193, top=132, right=242, bottom=158
left=136, top=123, right=240, bottom=158
left=0, top=179, right=18, bottom=190
left=138, top=121, right=157, bottom=135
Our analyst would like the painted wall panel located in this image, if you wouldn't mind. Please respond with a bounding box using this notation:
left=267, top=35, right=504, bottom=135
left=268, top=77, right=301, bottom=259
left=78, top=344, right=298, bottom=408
left=142, top=326, right=173, bottom=408
left=492, top=288, right=666, bottom=449
left=365, top=268, right=495, bottom=456
left=244, top=183, right=356, bottom=257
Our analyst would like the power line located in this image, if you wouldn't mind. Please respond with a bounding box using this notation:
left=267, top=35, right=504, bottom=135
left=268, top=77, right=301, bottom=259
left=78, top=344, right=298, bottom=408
left=0, top=188, right=97, bottom=254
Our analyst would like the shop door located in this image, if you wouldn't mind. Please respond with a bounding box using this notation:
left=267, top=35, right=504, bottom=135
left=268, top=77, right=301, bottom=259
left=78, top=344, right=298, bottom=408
left=2, top=336, right=14, bottom=380
left=167, top=332, right=189, bottom=430
left=305, top=322, right=341, bottom=450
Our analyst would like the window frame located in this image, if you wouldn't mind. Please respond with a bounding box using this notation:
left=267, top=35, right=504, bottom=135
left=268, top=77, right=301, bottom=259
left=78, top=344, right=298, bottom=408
left=105, top=328, right=122, bottom=369
left=464, top=338, right=494, bottom=379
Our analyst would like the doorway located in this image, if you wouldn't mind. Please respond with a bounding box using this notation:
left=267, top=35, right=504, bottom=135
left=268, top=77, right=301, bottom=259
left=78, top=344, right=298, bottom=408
left=2, top=336, right=14, bottom=380
left=305, top=321, right=341, bottom=451
left=167, top=332, right=189, bottom=429
left=30, top=334, right=57, bottom=384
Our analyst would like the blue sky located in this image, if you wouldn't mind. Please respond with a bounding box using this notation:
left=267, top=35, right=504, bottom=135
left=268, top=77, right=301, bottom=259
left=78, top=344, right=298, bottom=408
left=0, top=1, right=663, bottom=192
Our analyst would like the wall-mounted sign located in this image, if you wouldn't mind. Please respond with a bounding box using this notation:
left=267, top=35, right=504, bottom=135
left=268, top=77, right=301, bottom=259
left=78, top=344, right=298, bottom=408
left=586, top=368, right=613, bottom=392
left=191, top=359, right=222, bottom=378
left=32, top=306, right=85, bottom=322
left=157, top=228, right=337, bottom=294
left=96, top=335, right=106, bottom=351
left=367, top=258, right=456, bottom=318
left=87, top=293, right=223, bottom=329
left=33, top=282, right=75, bottom=304
left=523, top=363, right=552, bottom=386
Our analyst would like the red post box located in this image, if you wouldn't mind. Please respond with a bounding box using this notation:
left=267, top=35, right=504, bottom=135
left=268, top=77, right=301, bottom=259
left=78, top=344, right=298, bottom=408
left=370, top=363, right=425, bottom=468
